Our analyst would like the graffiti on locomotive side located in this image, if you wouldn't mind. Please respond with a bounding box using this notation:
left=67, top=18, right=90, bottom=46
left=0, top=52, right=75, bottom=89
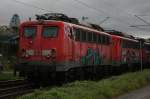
left=81, top=48, right=103, bottom=65
left=122, top=50, right=138, bottom=63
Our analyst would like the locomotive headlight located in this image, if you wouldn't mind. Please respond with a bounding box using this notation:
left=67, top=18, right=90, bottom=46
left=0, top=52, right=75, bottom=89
left=42, top=50, right=52, bottom=57
left=42, top=49, right=56, bottom=59
left=26, top=50, right=34, bottom=56
left=21, top=49, right=34, bottom=58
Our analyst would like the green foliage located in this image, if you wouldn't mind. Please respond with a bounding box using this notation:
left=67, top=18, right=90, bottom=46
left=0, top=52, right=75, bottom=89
left=0, top=55, right=18, bottom=71
left=17, top=70, right=150, bottom=99
left=2, top=62, right=12, bottom=71
left=0, top=71, right=21, bottom=81
left=0, top=25, right=11, bottom=35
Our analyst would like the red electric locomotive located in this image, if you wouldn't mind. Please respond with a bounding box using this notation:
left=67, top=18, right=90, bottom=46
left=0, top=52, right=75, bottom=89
left=106, top=30, right=141, bottom=71
left=17, top=13, right=149, bottom=82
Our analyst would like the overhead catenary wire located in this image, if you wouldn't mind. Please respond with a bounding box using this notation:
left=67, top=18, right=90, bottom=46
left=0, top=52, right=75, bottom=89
left=72, top=0, right=134, bottom=28
left=134, top=15, right=150, bottom=26
left=12, top=0, right=53, bottom=13
left=73, top=0, right=150, bottom=32
left=94, top=0, right=150, bottom=28
left=11, top=0, right=150, bottom=33
left=73, top=0, right=129, bottom=24
left=73, top=0, right=108, bottom=16
left=12, top=0, right=133, bottom=27
left=72, top=0, right=134, bottom=31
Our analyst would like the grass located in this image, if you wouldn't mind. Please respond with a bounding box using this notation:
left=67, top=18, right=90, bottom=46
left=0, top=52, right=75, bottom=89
left=17, top=69, right=150, bottom=99
left=0, top=71, right=22, bottom=81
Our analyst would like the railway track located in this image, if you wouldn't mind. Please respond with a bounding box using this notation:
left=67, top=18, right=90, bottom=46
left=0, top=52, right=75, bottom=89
left=0, top=79, right=34, bottom=99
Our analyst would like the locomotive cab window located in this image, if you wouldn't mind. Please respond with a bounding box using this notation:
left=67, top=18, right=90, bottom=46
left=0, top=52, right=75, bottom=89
left=93, top=33, right=97, bottom=43
left=24, top=27, right=36, bottom=38
left=101, top=35, right=105, bottom=44
left=74, top=28, right=81, bottom=41
left=98, top=34, right=101, bottom=44
left=43, top=26, right=58, bottom=38
left=87, top=32, right=92, bottom=42
left=106, top=36, right=110, bottom=44
left=81, top=30, right=86, bottom=41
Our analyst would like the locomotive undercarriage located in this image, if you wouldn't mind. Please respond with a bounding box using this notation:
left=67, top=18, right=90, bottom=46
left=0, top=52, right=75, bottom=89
left=52, top=63, right=141, bottom=84
left=16, top=61, right=144, bottom=86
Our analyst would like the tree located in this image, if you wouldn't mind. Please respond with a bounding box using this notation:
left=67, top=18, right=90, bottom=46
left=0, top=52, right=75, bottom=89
left=147, top=38, right=150, bottom=42
left=9, top=14, right=20, bottom=34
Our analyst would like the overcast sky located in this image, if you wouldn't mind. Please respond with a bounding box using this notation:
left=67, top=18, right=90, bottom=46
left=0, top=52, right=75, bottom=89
left=0, top=0, right=150, bottom=38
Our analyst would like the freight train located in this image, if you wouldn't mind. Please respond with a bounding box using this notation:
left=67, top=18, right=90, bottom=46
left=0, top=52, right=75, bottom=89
left=16, top=13, right=150, bottom=82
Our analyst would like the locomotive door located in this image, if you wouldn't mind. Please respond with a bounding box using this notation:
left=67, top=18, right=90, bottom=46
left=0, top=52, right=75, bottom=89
left=111, top=36, right=121, bottom=64
left=71, top=28, right=75, bottom=61
left=72, top=28, right=80, bottom=62
left=23, top=25, right=42, bottom=60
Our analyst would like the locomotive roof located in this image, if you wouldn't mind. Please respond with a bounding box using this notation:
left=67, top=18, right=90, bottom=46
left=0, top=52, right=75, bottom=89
left=65, top=22, right=110, bottom=36
left=111, top=34, right=139, bottom=42
left=64, top=21, right=139, bottom=42
left=21, top=20, right=139, bottom=42
left=21, top=20, right=110, bottom=36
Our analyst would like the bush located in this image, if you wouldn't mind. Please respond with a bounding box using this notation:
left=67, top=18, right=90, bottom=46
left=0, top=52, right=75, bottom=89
left=17, top=69, right=150, bottom=99
left=0, top=71, right=21, bottom=81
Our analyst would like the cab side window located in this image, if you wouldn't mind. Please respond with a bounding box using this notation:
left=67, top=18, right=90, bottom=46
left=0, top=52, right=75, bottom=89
left=43, top=26, right=58, bottom=38
left=24, top=27, right=36, bottom=38
left=74, top=28, right=81, bottom=41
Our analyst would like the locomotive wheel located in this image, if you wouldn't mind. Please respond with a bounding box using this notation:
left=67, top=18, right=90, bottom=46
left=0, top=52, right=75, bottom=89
left=77, top=67, right=85, bottom=80
left=103, top=65, right=109, bottom=77
left=84, top=66, right=93, bottom=80
left=64, top=70, right=75, bottom=83
left=47, top=72, right=56, bottom=85
left=95, top=66, right=103, bottom=80
left=112, top=66, right=120, bottom=75
left=56, top=72, right=65, bottom=85
left=121, top=64, right=128, bottom=73
left=19, top=71, right=25, bottom=77
left=127, top=63, right=134, bottom=72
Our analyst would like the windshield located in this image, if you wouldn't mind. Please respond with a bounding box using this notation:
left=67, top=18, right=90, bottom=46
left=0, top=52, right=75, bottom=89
left=24, top=27, right=36, bottom=38
left=43, top=26, right=58, bottom=38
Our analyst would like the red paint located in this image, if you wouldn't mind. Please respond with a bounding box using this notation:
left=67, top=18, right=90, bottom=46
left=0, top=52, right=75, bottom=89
left=18, top=20, right=150, bottom=67
left=111, top=35, right=121, bottom=62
